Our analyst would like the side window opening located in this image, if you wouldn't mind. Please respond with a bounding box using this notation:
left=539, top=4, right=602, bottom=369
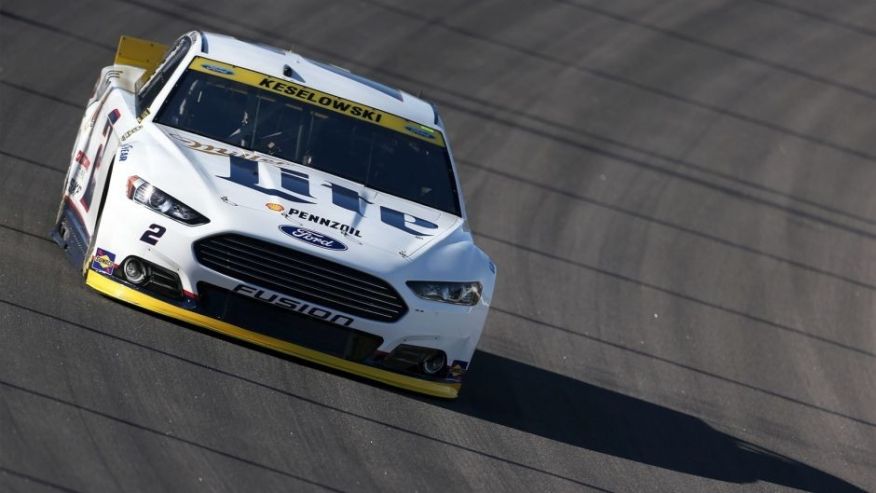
left=137, top=36, right=193, bottom=118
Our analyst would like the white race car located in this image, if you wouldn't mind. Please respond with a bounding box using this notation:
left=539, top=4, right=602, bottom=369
left=53, top=31, right=496, bottom=398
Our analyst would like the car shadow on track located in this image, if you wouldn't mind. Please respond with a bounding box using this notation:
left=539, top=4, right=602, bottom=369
left=111, top=299, right=860, bottom=491
left=435, top=351, right=864, bottom=492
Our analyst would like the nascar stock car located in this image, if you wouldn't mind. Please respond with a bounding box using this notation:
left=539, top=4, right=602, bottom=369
left=52, top=31, right=496, bottom=398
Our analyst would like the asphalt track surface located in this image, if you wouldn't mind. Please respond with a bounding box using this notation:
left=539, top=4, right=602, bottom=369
left=1, top=1, right=875, bottom=491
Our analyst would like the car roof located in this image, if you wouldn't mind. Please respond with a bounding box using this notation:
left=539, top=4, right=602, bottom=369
left=198, top=32, right=441, bottom=130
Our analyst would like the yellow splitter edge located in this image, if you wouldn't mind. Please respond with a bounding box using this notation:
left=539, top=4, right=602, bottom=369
left=86, top=270, right=461, bottom=398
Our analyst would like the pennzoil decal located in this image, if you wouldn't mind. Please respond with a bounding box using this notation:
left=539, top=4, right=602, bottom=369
left=287, top=208, right=362, bottom=238
left=187, top=56, right=445, bottom=147
left=91, top=248, right=116, bottom=275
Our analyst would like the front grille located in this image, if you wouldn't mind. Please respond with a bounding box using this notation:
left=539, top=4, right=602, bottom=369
left=197, top=283, right=383, bottom=361
left=194, top=233, right=408, bottom=322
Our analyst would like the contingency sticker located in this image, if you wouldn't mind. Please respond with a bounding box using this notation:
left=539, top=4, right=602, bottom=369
left=91, top=248, right=116, bottom=275
left=449, top=360, right=469, bottom=378
left=265, top=202, right=285, bottom=213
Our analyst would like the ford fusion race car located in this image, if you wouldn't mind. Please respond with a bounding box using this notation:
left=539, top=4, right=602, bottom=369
left=52, top=32, right=496, bottom=398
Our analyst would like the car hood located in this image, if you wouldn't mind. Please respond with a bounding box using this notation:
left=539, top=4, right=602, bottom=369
left=143, top=125, right=463, bottom=263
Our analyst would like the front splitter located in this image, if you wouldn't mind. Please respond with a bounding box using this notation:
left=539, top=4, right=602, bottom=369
left=85, top=270, right=461, bottom=398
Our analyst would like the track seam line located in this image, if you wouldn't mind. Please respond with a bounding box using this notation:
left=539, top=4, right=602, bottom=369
left=476, top=233, right=876, bottom=360
left=436, top=95, right=876, bottom=241
left=0, top=80, right=81, bottom=110
left=0, top=466, right=81, bottom=493
left=752, top=0, right=876, bottom=38
left=0, top=9, right=116, bottom=51
left=0, top=382, right=347, bottom=493
left=460, top=159, right=876, bottom=292
left=0, top=149, right=66, bottom=175
left=347, top=0, right=876, bottom=164
left=0, top=223, right=55, bottom=244
left=553, top=0, right=876, bottom=100
left=489, top=307, right=875, bottom=429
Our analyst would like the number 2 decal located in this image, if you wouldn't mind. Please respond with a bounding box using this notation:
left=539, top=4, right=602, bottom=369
left=140, top=224, right=166, bottom=245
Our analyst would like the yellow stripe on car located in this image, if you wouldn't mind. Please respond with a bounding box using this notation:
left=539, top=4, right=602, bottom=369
left=86, top=271, right=460, bottom=399
left=188, top=56, right=446, bottom=147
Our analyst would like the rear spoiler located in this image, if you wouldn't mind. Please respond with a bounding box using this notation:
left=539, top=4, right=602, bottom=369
left=114, top=35, right=168, bottom=84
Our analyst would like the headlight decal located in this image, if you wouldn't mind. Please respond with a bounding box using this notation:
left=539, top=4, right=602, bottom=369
left=126, top=176, right=209, bottom=225
left=407, top=281, right=482, bottom=306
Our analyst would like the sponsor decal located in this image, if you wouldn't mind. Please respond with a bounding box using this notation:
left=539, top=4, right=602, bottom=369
left=119, top=143, right=133, bottom=161
left=92, top=69, right=122, bottom=100
left=449, top=360, right=468, bottom=378
left=265, top=202, right=285, bottom=213
left=80, top=113, right=116, bottom=211
left=68, top=151, right=90, bottom=195
left=172, top=133, right=292, bottom=168
left=280, top=225, right=347, bottom=251
left=91, top=248, right=116, bottom=275
left=171, top=134, right=440, bottom=237
left=120, top=125, right=142, bottom=141
left=489, top=262, right=496, bottom=274
left=108, top=109, right=121, bottom=124
left=201, top=63, right=235, bottom=75
left=233, top=284, right=354, bottom=326
left=187, top=56, right=445, bottom=147
left=287, top=208, right=362, bottom=237
left=256, top=76, right=384, bottom=122
left=74, top=150, right=91, bottom=170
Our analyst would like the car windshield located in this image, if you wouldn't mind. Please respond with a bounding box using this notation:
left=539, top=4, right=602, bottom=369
left=155, top=68, right=461, bottom=215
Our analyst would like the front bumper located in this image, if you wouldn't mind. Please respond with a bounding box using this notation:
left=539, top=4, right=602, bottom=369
left=86, top=270, right=461, bottom=398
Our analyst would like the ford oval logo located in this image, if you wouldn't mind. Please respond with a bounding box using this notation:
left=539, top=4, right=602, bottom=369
left=405, top=124, right=436, bottom=139
left=279, top=226, right=347, bottom=251
left=201, top=63, right=234, bottom=75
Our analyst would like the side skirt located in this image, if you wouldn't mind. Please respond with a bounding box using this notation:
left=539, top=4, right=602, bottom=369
left=51, top=199, right=90, bottom=269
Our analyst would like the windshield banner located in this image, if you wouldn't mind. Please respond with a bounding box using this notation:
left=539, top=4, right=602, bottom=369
left=189, top=57, right=445, bottom=147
